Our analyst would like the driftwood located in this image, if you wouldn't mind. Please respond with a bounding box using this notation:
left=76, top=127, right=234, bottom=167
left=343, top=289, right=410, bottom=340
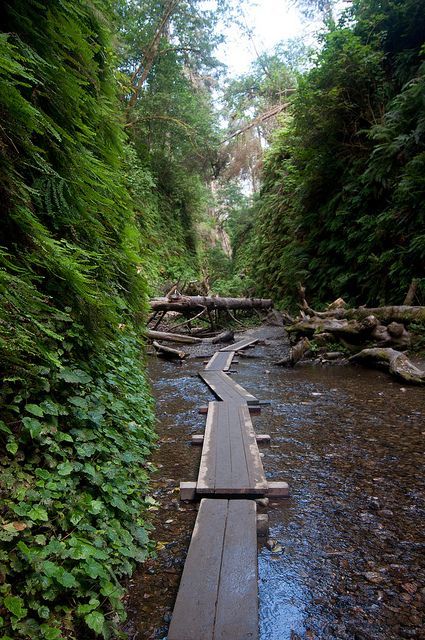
left=146, top=329, right=202, bottom=344
left=350, top=348, right=425, bottom=385
left=276, top=337, right=311, bottom=367
left=152, top=341, right=187, bottom=360
left=149, top=295, right=273, bottom=313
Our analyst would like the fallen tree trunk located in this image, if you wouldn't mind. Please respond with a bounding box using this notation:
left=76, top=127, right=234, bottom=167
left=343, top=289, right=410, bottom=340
left=211, top=330, right=234, bottom=344
left=146, top=329, right=202, bottom=344
left=152, top=341, right=187, bottom=360
left=288, top=315, right=411, bottom=349
left=275, top=337, right=311, bottom=367
left=149, top=295, right=273, bottom=313
left=349, top=348, right=425, bottom=385
left=304, top=305, right=425, bottom=324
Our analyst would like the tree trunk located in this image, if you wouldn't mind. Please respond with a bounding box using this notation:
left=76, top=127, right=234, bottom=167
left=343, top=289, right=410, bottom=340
left=146, top=329, right=202, bottom=344
left=149, top=295, right=273, bottom=313
left=349, top=348, right=425, bottom=385
left=152, top=341, right=187, bottom=360
left=305, top=305, right=425, bottom=324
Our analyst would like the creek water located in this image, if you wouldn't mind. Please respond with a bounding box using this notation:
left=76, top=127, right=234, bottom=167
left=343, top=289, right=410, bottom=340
left=124, top=329, right=425, bottom=640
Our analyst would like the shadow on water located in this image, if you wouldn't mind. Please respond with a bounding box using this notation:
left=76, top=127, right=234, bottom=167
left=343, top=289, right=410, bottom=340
left=124, top=335, right=425, bottom=640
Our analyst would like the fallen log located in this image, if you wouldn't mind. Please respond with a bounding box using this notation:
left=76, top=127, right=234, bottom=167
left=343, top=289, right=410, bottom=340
left=288, top=315, right=410, bottom=350
left=211, top=330, right=234, bottom=344
left=149, top=295, right=273, bottom=313
left=303, top=305, right=425, bottom=324
left=146, top=329, right=202, bottom=344
left=349, top=348, right=425, bottom=385
left=152, top=341, right=187, bottom=360
left=275, top=337, right=310, bottom=367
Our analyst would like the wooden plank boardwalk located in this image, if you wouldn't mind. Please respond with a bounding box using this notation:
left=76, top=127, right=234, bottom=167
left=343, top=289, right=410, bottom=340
left=220, top=337, right=259, bottom=352
left=204, top=350, right=235, bottom=371
left=197, top=401, right=267, bottom=496
left=168, top=499, right=258, bottom=640
left=199, top=370, right=258, bottom=406
left=170, top=334, right=288, bottom=639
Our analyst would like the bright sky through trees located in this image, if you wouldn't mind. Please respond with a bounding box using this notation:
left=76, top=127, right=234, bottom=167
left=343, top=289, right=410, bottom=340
left=216, top=0, right=315, bottom=75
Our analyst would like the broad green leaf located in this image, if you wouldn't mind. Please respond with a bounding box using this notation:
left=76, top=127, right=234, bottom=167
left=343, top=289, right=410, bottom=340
left=0, top=421, right=11, bottom=435
left=40, top=625, right=62, bottom=640
left=6, top=439, right=18, bottom=455
left=84, top=611, right=105, bottom=635
left=58, top=368, right=92, bottom=384
left=4, top=595, right=27, bottom=620
left=88, top=499, right=103, bottom=515
left=28, top=505, right=49, bottom=522
left=68, top=396, right=88, bottom=408
left=22, top=417, right=43, bottom=438
left=57, top=461, right=73, bottom=476
left=26, top=403, right=44, bottom=417
left=37, top=605, right=50, bottom=619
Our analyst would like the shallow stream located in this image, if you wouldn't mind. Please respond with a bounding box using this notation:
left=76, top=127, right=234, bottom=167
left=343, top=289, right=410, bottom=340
left=124, top=328, right=425, bottom=640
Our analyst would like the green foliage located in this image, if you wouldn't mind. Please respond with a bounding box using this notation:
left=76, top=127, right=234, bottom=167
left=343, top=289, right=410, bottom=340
left=0, top=330, right=155, bottom=639
left=0, top=1, right=155, bottom=637
left=252, top=1, right=425, bottom=308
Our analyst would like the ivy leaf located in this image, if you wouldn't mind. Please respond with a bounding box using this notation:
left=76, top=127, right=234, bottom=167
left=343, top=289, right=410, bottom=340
left=26, top=403, right=44, bottom=417
left=84, top=611, right=105, bottom=635
left=28, top=505, right=49, bottom=521
left=4, top=595, right=27, bottom=620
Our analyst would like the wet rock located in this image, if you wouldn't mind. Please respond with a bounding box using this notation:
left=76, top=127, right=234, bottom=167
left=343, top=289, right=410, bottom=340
left=364, top=571, right=385, bottom=584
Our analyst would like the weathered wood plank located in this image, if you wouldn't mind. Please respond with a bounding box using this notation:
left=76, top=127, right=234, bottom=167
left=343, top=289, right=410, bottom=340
left=199, top=371, right=258, bottom=406
left=167, top=499, right=227, bottom=640
left=214, top=500, right=258, bottom=640
left=197, top=402, right=217, bottom=493
left=168, top=499, right=258, bottom=640
left=205, top=351, right=235, bottom=371
left=220, top=337, right=259, bottom=352
left=197, top=402, right=266, bottom=496
left=238, top=404, right=268, bottom=493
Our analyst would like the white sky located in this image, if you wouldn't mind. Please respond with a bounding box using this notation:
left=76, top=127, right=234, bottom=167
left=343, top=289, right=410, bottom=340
left=216, top=0, right=322, bottom=76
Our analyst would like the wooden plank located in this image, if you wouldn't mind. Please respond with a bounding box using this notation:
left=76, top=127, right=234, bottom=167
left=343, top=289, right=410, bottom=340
left=197, top=402, right=266, bottom=496
left=199, top=371, right=258, bottom=406
left=238, top=404, right=268, bottom=493
left=214, top=500, right=258, bottom=640
left=220, top=337, right=259, bottom=352
left=197, top=402, right=218, bottom=493
left=205, top=351, right=235, bottom=371
left=168, top=499, right=228, bottom=640
left=215, top=403, right=250, bottom=492
left=168, top=499, right=258, bottom=640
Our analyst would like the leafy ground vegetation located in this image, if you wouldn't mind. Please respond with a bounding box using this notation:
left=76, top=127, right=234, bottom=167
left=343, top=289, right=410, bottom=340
left=226, top=0, right=425, bottom=309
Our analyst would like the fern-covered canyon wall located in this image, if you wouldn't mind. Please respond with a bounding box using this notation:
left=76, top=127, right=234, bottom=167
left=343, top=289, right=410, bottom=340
left=223, top=0, right=425, bottom=309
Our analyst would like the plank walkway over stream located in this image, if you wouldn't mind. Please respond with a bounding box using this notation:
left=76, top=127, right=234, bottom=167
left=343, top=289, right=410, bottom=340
left=170, top=334, right=288, bottom=639
left=168, top=499, right=258, bottom=640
